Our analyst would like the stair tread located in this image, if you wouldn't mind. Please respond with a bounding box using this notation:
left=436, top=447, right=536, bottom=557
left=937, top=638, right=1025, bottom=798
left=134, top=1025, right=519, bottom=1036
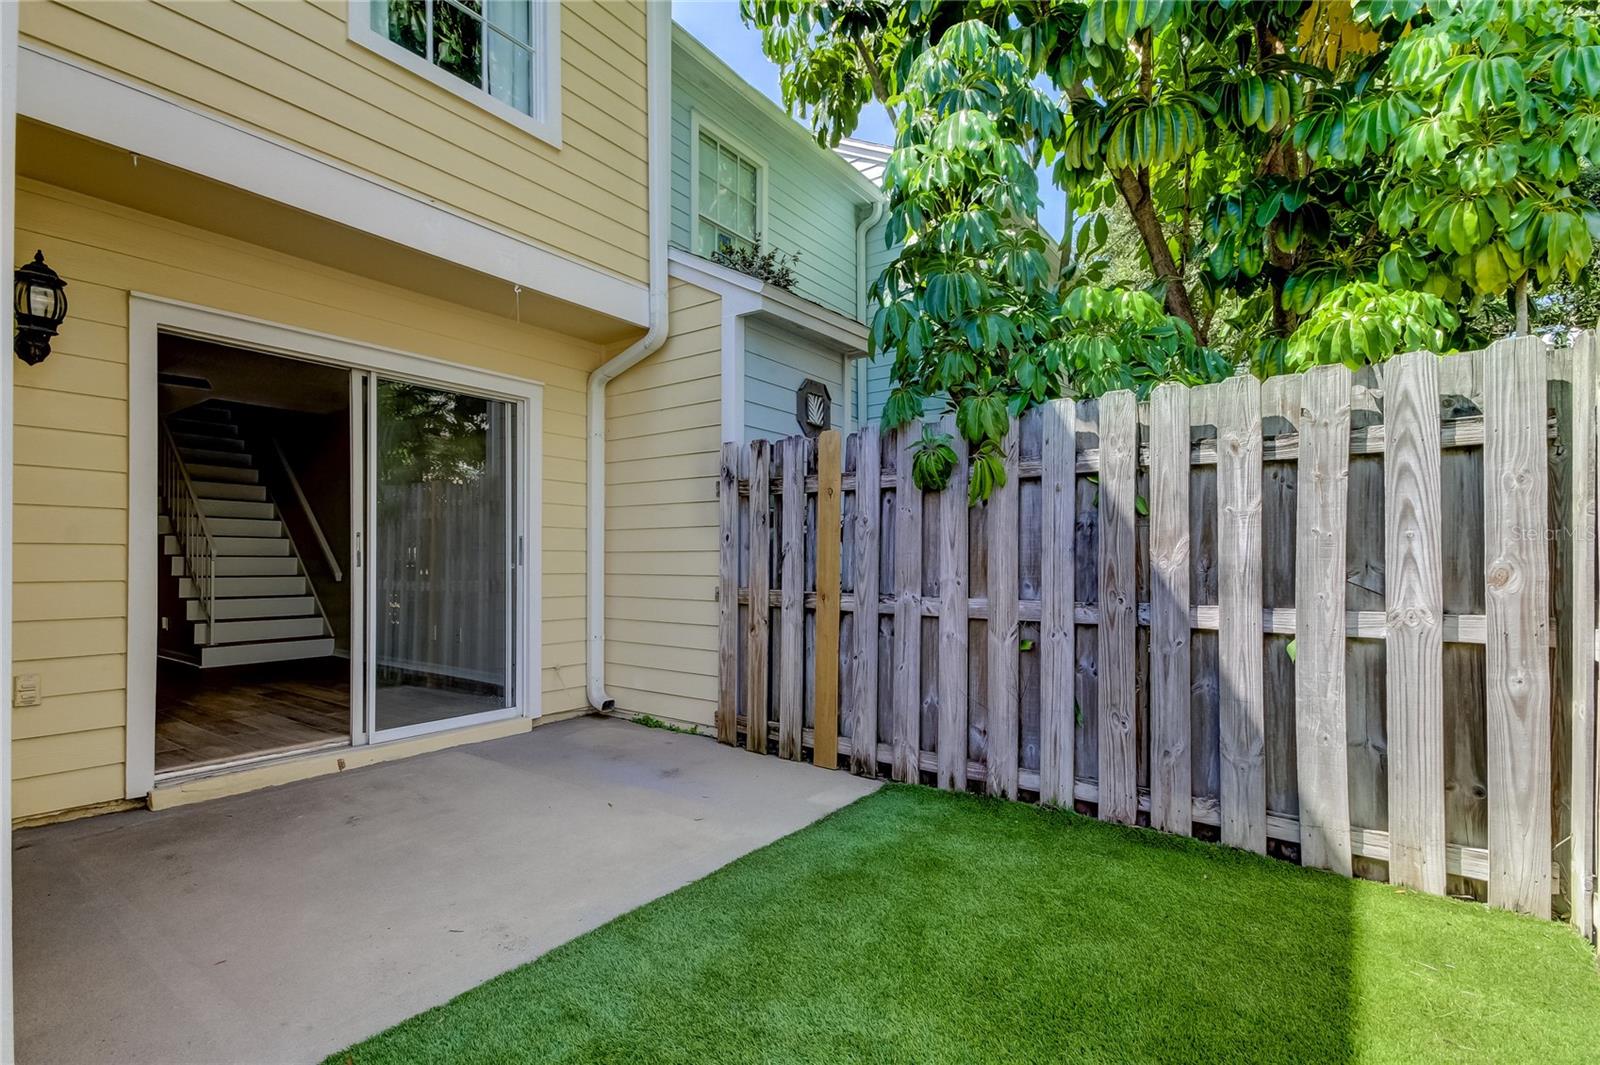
left=199, top=637, right=335, bottom=668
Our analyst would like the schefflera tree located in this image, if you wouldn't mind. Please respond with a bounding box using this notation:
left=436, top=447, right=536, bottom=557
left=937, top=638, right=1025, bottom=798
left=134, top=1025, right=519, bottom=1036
left=748, top=0, right=1600, bottom=500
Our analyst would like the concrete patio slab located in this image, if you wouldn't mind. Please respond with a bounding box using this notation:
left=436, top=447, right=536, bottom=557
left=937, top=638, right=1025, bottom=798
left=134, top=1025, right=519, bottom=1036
left=12, top=716, right=878, bottom=1065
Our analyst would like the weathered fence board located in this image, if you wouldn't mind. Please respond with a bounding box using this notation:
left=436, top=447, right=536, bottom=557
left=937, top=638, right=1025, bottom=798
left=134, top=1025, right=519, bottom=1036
left=745, top=440, right=770, bottom=753
left=1549, top=341, right=1597, bottom=936
left=937, top=417, right=970, bottom=791
left=893, top=426, right=923, bottom=782
left=1384, top=350, right=1447, bottom=893
left=849, top=429, right=880, bottom=776
left=716, top=336, right=1598, bottom=926
left=1039, top=400, right=1076, bottom=807
left=1294, top=364, right=1352, bottom=875
left=1217, top=376, right=1267, bottom=855
left=717, top=441, right=740, bottom=745
left=987, top=424, right=1021, bottom=800
left=1148, top=384, right=1191, bottom=834
left=1098, top=391, right=1138, bottom=825
left=1484, top=337, right=1554, bottom=918
left=778, top=437, right=806, bottom=761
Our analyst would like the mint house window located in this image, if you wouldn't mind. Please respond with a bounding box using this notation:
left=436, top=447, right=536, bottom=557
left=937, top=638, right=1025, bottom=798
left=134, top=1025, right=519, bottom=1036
left=696, top=130, right=761, bottom=256
left=349, top=1, right=561, bottom=145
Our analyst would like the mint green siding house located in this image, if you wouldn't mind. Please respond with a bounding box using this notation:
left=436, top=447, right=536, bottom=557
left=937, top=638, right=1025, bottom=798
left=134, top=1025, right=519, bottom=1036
left=667, top=26, right=889, bottom=443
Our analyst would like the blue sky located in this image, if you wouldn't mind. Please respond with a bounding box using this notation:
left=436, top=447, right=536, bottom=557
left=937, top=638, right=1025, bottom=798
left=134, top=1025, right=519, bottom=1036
left=671, top=1, right=1068, bottom=240
left=670, top=0, right=898, bottom=143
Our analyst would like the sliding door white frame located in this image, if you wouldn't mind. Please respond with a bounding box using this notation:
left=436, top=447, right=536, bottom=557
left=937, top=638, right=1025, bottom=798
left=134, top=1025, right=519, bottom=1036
left=126, top=295, right=543, bottom=795
left=354, top=372, right=534, bottom=745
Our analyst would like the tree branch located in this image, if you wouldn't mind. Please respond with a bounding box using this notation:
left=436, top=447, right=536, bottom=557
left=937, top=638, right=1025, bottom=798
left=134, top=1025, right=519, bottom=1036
left=1113, top=167, right=1200, bottom=335
left=854, top=39, right=899, bottom=125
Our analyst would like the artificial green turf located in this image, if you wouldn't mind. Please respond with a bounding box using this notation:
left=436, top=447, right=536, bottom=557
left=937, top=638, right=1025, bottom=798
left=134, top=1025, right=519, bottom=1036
left=334, top=786, right=1600, bottom=1064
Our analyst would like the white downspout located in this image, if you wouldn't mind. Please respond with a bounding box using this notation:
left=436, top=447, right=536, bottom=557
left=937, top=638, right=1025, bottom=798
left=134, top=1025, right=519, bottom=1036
left=853, top=195, right=884, bottom=426
left=586, top=0, right=671, bottom=711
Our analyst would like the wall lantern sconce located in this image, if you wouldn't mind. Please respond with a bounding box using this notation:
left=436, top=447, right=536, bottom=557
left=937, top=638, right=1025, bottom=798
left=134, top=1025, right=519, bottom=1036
left=14, top=250, right=68, bottom=366
left=795, top=378, right=831, bottom=438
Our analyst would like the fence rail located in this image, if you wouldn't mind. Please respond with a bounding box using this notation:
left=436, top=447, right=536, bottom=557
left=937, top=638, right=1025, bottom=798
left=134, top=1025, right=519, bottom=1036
left=717, top=334, right=1599, bottom=932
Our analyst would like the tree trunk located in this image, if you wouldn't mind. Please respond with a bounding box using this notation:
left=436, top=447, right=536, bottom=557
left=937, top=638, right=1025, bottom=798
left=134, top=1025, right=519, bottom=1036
left=1514, top=275, right=1529, bottom=335
left=1114, top=167, right=1200, bottom=335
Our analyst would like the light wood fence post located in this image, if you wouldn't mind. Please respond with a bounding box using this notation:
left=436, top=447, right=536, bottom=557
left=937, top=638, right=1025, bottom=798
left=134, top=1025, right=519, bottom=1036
left=813, top=430, right=843, bottom=769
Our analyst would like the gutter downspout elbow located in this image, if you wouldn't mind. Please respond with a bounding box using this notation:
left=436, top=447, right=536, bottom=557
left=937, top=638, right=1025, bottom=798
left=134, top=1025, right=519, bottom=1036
left=586, top=0, right=671, bottom=712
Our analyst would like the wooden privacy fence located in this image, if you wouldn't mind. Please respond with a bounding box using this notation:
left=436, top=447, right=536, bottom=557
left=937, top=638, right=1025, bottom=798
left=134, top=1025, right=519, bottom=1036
left=716, top=335, right=1600, bottom=930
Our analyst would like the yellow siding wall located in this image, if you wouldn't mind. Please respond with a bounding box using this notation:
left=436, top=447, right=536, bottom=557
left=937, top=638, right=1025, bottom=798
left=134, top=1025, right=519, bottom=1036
left=604, top=280, right=721, bottom=727
left=12, top=179, right=602, bottom=818
left=19, top=0, right=648, bottom=284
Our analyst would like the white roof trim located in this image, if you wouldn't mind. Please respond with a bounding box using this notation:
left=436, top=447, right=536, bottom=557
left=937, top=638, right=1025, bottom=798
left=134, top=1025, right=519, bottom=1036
left=17, top=43, right=649, bottom=328
left=668, top=247, right=868, bottom=355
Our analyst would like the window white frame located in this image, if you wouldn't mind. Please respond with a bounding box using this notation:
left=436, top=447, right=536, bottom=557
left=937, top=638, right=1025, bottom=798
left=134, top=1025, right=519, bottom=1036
left=347, top=0, right=562, bottom=148
left=127, top=295, right=543, bottom=799
left=689, top=112, right=768, bottom=258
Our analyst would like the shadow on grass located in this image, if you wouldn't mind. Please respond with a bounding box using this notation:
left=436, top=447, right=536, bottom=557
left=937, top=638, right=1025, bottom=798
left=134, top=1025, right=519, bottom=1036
left=332, top=784, right=1600, bottom=1065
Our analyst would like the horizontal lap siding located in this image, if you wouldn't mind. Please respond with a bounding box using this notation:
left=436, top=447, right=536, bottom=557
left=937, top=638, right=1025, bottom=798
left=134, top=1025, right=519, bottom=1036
left=858, top=214, right=919, bottom=425
left=20, top=0, right=648, bottom=284
left=12, top=180, right=605, bottom=818
left=669, top=41, right=862, bottom=319
left=604, top=280, right=722, bottom=728
left=744, top=321, right=846, bottom=443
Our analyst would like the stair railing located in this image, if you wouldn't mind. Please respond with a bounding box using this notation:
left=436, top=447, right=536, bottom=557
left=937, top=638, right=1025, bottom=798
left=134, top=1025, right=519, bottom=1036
left=159, top=424, right=219, bottom=644
left=271, top=438, right=343, bottom=582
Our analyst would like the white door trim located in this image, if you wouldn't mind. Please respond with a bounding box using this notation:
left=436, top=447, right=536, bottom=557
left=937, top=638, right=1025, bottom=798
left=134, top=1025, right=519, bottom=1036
left=1, top=0, right=18, bottom=1056
left=126, top=294, right=544, bottom=799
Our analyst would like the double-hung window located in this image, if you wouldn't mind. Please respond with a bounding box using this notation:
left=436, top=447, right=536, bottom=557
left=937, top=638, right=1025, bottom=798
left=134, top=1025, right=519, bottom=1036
left=350, top=1, right=560, bottom=145
left=694, top=126, right=763, bottom=257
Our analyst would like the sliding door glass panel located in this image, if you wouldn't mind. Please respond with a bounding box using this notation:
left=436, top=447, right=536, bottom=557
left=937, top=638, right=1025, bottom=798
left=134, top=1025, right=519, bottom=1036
left=373, top=379, right=515, bottom=733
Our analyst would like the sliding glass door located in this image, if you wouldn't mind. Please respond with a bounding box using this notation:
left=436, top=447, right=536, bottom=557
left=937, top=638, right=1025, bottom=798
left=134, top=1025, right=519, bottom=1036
left=353, top=373, right=522, bottom=741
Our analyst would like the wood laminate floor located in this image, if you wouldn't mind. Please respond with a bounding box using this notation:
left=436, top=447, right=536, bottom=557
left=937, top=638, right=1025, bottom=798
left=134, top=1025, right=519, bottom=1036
left=155, top=657, right=349, bottom=773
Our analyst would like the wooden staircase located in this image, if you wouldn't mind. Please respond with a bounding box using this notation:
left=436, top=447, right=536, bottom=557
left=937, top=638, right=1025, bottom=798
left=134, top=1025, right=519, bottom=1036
left=159, top=403, right=335, bottom=668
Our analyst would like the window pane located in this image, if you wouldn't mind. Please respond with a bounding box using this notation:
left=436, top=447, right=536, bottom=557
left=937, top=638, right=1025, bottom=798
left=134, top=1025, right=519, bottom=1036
left=740, top=162, right=757, bottom=200
left=696, top=219, right=717, bottom=257
left=487, top=0, right=532, bottom=45
left=718, top=148, right=736, bottom=192
left=373, top=381, right=514, bottom=733
left=739, top=197, right=757, bottom=239
left=433, top=0, right=484, bottom=89
left=376, top=0, right=427, bottom=59
left=699, top=133, right=719, bottom=180
left=698, top=172, right=716, bottom=218
left=487, top=30, right=531, bottom=112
